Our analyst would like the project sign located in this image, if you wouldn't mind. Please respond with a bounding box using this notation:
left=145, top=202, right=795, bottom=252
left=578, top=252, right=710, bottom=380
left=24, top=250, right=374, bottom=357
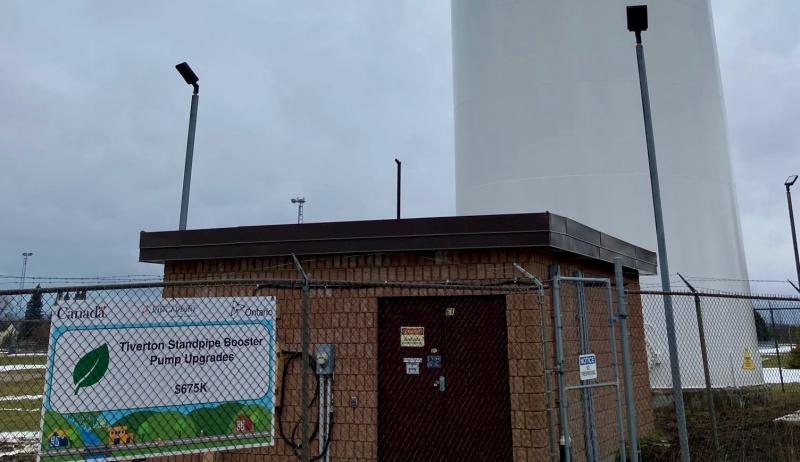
left=38, top=296, right=277, bottom=461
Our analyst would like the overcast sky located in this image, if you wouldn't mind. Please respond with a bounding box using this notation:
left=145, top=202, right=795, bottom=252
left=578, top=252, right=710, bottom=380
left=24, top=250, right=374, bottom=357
left=0, top=1, right=798, bottom=291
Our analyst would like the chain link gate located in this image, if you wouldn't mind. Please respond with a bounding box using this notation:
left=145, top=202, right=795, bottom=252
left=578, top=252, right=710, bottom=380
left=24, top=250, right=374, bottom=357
left=550, top=268, right=627, bottom=462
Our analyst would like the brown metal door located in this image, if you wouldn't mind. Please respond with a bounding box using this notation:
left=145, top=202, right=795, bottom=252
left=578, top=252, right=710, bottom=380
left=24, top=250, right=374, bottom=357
left=378, top=296, right=513, bottom=462
left=378, top=297, right=446, bottom=462
left=441, top=296, right=513, bottom=461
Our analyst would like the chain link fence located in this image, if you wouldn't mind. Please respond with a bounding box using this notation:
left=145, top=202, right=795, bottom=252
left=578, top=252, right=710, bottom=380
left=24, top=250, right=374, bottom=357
left=6, top=275, right=800, bottom=461
left=0, top=278, right=568, bottom=462
left=637, top=289, right=800, bottom=461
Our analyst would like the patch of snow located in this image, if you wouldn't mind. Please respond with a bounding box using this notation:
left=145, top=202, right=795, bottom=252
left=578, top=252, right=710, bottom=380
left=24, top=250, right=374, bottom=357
left=760, top=345, right=793, bottom=355
left=0, top=365, right=44, bottom=373
left=776, top=410, right=800, bottom=423
left=0, top=396, right=41, bottom=402
left=0, top=438, right=37, bottom=458
left=0, top=431, right=37, bottom=442
left=0, top=445, right=36, bottom=458
left=763, top=367, right=800, bottom=383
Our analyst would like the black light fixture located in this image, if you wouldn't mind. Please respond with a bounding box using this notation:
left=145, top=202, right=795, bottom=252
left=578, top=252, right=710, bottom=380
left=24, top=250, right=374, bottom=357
left=626, top=5, right=648, bottom=32
left=175, top=62, right=199, bottom=94
left=786, top=175, right=798, bottom=188
left=627, top=5, right=648, bottom=44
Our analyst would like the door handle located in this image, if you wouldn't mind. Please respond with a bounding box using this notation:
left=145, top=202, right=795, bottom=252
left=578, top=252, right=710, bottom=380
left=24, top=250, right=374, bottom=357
left=433, top=375, right=445, bottom=392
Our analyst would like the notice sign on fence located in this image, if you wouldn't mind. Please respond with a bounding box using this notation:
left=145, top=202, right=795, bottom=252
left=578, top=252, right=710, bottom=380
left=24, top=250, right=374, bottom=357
left=579, top=354, right=598, bottom=381
left=38, top=297, right=277, bottom=462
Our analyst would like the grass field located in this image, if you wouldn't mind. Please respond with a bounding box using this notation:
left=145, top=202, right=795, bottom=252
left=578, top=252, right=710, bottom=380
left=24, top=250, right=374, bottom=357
left=642, top=385, right=800, bottom=461
left=0, top=353, right=46, bottom=437
left=0, top=374, right=44, bottom=432
left=0, top=356, right=46, bottom=367
left=763, top=354, right=784, bottom=368
left=0, top=354, right=46, bottom=461
left=0, top=376, right=44, bottom=397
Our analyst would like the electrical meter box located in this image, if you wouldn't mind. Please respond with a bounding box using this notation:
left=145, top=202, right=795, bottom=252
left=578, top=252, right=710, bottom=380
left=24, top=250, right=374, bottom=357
left=314, top=344, right=335, bottom=376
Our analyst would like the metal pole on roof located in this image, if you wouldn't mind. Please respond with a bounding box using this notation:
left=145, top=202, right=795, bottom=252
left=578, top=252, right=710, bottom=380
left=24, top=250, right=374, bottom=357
left=627, top=5, right=690, bottom=460
left=395, top=159, right=401, bottom=219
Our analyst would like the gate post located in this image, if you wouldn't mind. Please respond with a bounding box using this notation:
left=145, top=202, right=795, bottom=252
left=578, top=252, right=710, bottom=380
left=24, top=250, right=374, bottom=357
left=293, top=255, right=311, bottom=462
left=513, top=263, right=558, bottom=462
left=549, top=265, right=571, bottom=462
left=614, top=258, right=639, bottom=462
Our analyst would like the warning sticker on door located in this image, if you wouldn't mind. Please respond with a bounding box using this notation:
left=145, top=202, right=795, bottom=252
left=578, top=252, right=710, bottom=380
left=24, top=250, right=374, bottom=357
left=579, top=354, right=598, bottom=381
left=400, top=326, right=425, bottom=347
left=403, top=357, right=422, bottom=375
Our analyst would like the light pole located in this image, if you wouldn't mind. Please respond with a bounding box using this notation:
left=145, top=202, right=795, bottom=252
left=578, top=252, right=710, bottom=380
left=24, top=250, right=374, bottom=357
left=175, top=61, right=200, bottom=231
left=291, top=197, right=306, bottom=224
left=785, top=175, right=800, bottom=288
left=19, top=252, right=33, bottom=289
left=627, top=5, right=690, bottom=461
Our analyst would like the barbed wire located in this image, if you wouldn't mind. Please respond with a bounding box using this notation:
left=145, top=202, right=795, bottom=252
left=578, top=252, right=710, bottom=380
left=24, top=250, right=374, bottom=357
left=0, top=274, right=162, bottom=281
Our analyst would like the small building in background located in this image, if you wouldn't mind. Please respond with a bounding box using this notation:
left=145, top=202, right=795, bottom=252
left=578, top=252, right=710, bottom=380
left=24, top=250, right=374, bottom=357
left=140, top=212, right=656, bottom=461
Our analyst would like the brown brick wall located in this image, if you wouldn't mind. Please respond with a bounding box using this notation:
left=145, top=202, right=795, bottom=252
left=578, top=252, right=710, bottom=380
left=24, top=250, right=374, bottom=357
left=155, top=249, right=654, bottom=462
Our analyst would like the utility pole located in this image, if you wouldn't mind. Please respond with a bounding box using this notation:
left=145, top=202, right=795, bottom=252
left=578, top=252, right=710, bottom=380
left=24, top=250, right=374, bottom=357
left=291, top=197, right=306, bottom=224
left=627, top=5, right=690, bottom=460
left=19, top=252, right=33, bottom=289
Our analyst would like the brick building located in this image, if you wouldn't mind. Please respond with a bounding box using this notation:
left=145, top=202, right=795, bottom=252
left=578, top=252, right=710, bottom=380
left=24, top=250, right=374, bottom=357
left=140, top=212, right=656, bottom=461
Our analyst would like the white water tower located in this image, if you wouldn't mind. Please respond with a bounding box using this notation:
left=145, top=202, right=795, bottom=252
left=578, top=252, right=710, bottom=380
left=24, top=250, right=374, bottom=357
left=452, top=0, right=761, bottom=388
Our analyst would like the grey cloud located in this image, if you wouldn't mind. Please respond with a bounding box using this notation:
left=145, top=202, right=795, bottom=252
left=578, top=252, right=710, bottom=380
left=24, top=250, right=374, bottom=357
left=0, top=1, right=452, bottom=282
left=1, top=1, right=797, bottom=295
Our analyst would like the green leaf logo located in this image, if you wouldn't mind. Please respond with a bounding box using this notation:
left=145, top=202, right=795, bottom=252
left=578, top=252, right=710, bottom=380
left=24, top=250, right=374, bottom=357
left=73, top=344, right=109, bottom=395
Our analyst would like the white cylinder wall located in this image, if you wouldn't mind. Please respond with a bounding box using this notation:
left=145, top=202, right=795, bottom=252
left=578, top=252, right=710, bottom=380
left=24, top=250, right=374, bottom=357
left=452, top=0, right=762, bottom=387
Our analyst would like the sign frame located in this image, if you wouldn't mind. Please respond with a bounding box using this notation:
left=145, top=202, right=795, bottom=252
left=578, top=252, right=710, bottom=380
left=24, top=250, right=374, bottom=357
left=37, top=296, right=277, bottom=462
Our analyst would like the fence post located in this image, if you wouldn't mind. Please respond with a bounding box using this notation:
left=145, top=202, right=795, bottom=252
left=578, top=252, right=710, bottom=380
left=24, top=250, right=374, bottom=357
left=574, top=271, right=599, bottom=462
left=513, top=263, right=558, bottom=462
left=293, top=255, right=311, bottom=462
left=614, top=258, right=639, bottom=462
left=677, top=274, right=720, bottom=459
left=767, top=301, right=785, bottom=392
left=549, top=265, right=571, bottom=462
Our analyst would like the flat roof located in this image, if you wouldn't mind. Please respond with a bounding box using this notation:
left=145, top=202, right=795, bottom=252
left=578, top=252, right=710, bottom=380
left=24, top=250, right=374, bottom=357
left=139, top=212, right=656, bottom=274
